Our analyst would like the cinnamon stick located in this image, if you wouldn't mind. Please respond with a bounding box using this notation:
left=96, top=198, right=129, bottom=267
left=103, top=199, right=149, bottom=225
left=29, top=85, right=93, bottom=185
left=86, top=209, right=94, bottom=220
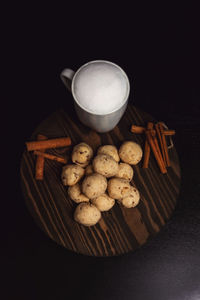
left=164, top=130, right=175, bottom=136
left=131, top=124, right=175, bottom=136
left=35, top=134, right=47, bottom=180
left=151, top=131, right=166, bottom=170
left=145, top=129, right=167, bottom=174
left=143, top=122, right=154, bottom=168
left=26, top=137, right=71, bottom=151
left=158, top=123, right=170, bottom=167
left=34, top=150, right=67, bottom=164
left=155, top=123, right=167, bottom=167
left=131, top=125, right=145, bottom=134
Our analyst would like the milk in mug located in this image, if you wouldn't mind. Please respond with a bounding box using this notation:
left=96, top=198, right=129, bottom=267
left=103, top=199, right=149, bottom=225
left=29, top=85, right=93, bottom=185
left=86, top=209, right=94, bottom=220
left=61, top=60, right=130, bottom=132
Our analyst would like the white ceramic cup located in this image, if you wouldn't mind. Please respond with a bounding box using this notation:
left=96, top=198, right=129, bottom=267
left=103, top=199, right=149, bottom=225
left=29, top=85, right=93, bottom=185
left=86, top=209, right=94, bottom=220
left=60, top=60, right=130, bottom=133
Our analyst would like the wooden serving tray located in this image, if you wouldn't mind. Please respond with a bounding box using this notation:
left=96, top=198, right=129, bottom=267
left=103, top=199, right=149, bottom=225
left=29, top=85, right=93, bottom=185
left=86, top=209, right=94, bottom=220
left=20, top=104, right=181, bottom=256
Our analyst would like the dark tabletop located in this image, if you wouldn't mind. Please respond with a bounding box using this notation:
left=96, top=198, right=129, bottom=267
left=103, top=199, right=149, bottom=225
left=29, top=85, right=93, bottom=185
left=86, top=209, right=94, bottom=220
left=3, top=5, right=200, bottom=300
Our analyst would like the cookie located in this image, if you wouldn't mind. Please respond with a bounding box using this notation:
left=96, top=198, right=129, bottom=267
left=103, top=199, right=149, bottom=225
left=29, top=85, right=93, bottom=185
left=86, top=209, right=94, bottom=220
left=119, top=186, right=140, bottom=208
left=119, top=141, right=143, bottom=165
left=61, top=164, right=84, bottom=186
left=74, top=203, right=101, bottom=226
left=115, top=162, right=134, bottom=181
left=72, top=142, right=93, bottom=167
left=93, top=154, right=119, bottom=178
left=91, top=193, right=115, bottom=211
left=82, top=173, right=107, bottom=199
left=68, top=183, right=89, bottom=203
left=107, top=178, right=131, bottom=200
left=97, top=145, right=120, bottom=162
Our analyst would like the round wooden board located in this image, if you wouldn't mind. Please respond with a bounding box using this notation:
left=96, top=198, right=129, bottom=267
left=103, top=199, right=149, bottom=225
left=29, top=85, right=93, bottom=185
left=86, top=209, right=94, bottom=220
left=20, top=104, right=181, bottom=256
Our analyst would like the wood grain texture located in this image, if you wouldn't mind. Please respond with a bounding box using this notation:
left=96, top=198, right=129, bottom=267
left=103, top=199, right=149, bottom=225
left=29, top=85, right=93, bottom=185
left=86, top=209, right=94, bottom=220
left=20, top=105, right=181, bottom=256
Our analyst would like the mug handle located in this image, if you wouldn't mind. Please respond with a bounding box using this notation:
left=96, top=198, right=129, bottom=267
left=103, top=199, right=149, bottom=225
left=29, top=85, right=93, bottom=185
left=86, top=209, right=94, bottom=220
left=60, top=68, right=75, bottom=91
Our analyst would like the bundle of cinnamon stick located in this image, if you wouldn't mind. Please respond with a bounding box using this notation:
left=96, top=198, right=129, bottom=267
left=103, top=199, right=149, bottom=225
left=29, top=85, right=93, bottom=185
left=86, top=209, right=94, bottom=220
left=26, top=135, right=71, bottom=180
left=131, top=122, right=175, bottom=174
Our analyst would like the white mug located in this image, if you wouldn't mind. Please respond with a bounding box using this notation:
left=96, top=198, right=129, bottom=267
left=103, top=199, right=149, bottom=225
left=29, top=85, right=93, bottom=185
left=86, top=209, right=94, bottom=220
left=60, top=60, right=130, bottom=133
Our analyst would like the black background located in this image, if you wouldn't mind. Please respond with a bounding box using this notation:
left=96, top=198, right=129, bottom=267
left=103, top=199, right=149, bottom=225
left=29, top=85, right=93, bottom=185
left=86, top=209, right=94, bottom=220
left=3, top=3, right=200, bottom=300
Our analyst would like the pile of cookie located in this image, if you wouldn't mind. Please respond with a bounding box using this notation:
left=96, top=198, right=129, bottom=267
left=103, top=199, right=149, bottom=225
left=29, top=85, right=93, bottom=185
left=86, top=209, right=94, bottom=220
left=61, top=141, right=143, bottom=227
